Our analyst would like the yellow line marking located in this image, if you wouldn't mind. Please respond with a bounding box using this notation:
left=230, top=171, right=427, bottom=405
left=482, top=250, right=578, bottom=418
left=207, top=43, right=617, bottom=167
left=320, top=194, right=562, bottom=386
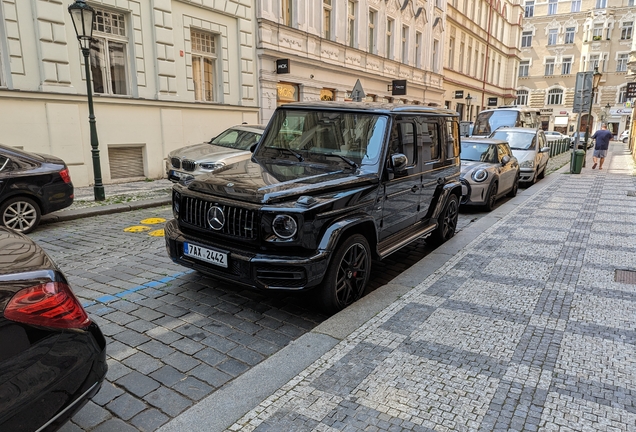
left=149, top=229, right=165, bottom=237
left=124, top=226, right=151, bottom=233
left=140, top=218, right=166, bottom=225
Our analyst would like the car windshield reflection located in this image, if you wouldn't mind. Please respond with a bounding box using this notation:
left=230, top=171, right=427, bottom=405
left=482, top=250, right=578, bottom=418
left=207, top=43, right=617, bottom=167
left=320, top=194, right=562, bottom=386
left=210, top=129, right=262, bottom=150
left=461, top=143, right=498, bottom=163
left=491, top=131, right=535, bottom=150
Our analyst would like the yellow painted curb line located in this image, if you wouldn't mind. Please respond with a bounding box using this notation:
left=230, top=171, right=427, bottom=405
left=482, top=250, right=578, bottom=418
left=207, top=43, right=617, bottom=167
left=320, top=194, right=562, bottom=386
left=140, top=217, right=166, bottom=225
left=149, top=229, right=165, bottom=237
left=124, top=226, right=151, bottom=233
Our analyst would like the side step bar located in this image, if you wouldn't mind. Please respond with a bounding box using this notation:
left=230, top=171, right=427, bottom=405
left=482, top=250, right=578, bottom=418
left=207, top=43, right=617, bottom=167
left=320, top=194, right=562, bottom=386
left=376, top=221, right=436, bottom=259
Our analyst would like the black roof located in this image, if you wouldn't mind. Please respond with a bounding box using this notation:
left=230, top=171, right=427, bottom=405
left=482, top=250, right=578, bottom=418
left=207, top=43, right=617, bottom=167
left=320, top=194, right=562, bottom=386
left=279, top=101, right=459, bottom=117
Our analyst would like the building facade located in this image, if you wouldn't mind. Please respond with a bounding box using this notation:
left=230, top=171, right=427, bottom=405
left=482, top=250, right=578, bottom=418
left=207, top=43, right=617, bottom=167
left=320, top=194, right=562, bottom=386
left=443, top=0, right=523, bottom=124
left=256, top=0, right=446, bottom=123
left=0, top=0, right=258, bottom=187
left=518, top=0, right=634, bottom=137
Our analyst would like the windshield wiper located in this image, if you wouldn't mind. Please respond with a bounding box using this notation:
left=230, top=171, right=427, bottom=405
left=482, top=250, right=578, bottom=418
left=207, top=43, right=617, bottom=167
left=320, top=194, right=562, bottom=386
left=321, top=152, right=359, bottom=170
left=274, top=147, right=304, bottom=161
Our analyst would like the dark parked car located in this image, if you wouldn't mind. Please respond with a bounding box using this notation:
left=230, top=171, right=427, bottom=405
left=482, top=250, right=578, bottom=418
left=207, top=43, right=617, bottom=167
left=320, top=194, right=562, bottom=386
left=166, top=124, right=266, bottom=182
left=460, top=138, right=519, bottom=211
left=165, top=102, right=462, bottom=313
left=0, top=144, right=74, bottom=234
left=0, top=227, right=107, bottom=431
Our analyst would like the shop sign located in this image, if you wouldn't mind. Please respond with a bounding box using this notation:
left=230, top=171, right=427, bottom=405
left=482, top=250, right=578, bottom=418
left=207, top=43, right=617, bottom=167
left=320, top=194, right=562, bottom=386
left=487, top=97, right=497, bottom=106
left=454, top=90, right=464, bottom=99
left=276, top=59, right=290, bottom=74
left=610, top=108, right=633, bottom=116
left=626, top=82, right=636, bottom=99
left=277, top=83, right=298, bottom=102
left=392, top=80, right=407, bottom=96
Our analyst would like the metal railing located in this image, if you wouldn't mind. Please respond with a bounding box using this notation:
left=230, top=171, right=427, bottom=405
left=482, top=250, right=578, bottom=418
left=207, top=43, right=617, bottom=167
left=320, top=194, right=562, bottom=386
left=545, top=138, right=571, bottom=157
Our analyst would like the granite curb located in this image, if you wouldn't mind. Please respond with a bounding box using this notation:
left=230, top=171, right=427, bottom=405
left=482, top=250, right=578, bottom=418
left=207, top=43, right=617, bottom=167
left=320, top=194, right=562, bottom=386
left=41, top=196, right=171, bottom=225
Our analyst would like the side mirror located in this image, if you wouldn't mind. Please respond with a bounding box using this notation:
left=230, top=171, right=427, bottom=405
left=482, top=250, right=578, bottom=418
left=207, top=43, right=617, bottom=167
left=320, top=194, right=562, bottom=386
left=540, top=147, right=550, bottom=153
left=390, top=153, right=408, bottom=173
left=501, top=155, right=511, bottom=165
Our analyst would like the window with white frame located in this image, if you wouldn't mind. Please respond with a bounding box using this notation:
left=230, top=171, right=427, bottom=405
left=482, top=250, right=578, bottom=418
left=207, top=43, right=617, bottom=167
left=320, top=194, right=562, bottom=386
left=432, top=39, right=439, bottom=72
left=592, top=24, right=603, bottom=40
left=548, top=29, right=558, bottom=45
left=547, top=88, right=563, bottom=105
left=368, top=9, right=376, bottom=53
left=562, top=57, right=572, bottom=74
left=521, top=31, right=532, bottom=48
left=565, top=27, right=575, bottom=44
left=548, top=0, right=557, bottom=15
left=519, top=60, right=530, bottom=77
left=191, top=30, right=217, bottom=102
left=571, top=0, right=581, bottom=12
left=282, top=0, right=292, bottom=26
left=595, top=0, right=606, bottom=7
left=323, top=0, right=332, bottom=40
left=589, top=54, right=599, bottom=70
left=516, top=90, right=528, bottom=106
left=459, top=42, right=465, bottom=73
left=386, top=18, right=394, bottom=59
left=448, top=36, right=455, bottom=69
left=415, top=31, right=422, bottom=68
left=401, top=25, right=409, bottom=64
left=347, top=1, right=356, bottom=48
left=617, top=53, right=628, bottom=72
left=621, top=21, right=633, bottom=40
left=525, top=1, right=534, bottom=18
left=619, top=86, right=627, bottom=103
left=545, top=58, right=555, bottom=76
left=91, top=8, right=128, bottom=95
left=467, top=42, right=473, bottom=76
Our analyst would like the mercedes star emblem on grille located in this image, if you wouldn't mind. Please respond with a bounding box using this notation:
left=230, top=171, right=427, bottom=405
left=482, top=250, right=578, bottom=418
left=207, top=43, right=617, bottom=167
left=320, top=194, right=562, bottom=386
left=226, top=182, right=234, bottom=187
left=207, top=206, right=225, bottom=230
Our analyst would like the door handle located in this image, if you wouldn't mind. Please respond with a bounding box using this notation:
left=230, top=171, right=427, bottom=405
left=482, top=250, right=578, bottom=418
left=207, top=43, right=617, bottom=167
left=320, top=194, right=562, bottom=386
left=411, top=185, right=419, bottom=192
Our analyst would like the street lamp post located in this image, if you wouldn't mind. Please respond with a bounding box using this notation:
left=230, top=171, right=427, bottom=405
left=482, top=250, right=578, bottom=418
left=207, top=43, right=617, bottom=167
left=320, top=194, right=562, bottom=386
left=68, top=0, right=105, bottom=201
left=465, top=93, right=473, bottom=122
left=582, top=67, right=603, bottom=167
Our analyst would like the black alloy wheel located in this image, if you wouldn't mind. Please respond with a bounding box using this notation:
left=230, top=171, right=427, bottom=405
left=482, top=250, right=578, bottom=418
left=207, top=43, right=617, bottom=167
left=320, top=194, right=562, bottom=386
left=430, top=194, right=459, bottom=245
left=507, top=174, right=519, bottom=198
left=537, top=166, right=546, bottom=179
left=484, top=182, right=498, bottom=211
left=320, top=234, right=371, bottom=314
left=0, top=197, right=41, bottom=234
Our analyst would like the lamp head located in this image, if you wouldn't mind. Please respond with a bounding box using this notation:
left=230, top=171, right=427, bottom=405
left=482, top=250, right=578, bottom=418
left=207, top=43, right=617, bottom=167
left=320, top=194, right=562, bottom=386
left=68, top=0, right=95, bottom=50
left=465, top=93, right=473, bottom=106
left=592, top=67, right=602, bottom=89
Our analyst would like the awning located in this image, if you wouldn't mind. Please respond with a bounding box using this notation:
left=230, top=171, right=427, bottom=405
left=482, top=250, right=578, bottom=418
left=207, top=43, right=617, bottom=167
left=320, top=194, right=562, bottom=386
left=554, top=116, right=569, bottom=125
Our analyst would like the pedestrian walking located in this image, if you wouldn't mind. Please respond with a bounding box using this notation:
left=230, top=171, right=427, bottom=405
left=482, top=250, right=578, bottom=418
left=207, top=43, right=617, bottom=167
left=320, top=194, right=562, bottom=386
left=591, top=123, right=613, bottom=170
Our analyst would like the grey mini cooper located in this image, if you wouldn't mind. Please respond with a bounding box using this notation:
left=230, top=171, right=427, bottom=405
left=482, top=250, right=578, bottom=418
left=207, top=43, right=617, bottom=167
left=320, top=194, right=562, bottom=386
left=460, top=138, right=520, bottom=211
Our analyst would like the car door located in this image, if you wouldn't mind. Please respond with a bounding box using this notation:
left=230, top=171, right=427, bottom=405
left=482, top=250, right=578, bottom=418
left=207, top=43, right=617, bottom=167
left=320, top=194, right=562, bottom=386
left=496, top=143, right=516, bottom=193
left=380, top=117, right=422, bottom=239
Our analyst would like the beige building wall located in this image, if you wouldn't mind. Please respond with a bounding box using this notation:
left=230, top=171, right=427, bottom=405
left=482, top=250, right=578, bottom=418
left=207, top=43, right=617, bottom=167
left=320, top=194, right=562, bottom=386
left=443, top=0, right=523, bottom=123
left=256, top=0, right=445, bottom=123
left=519, top=0, right=634, bottom=137
left=0, top=0, right=258, bottom=187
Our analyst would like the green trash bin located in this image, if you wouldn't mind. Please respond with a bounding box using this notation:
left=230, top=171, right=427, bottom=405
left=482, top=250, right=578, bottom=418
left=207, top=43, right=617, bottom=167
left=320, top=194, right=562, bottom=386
left=571, top=149, right=585, bottom=174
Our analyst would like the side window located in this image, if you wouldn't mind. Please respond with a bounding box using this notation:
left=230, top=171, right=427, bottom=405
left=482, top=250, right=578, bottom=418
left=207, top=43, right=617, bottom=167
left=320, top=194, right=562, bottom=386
left=445, top=119, right=460, bottom=159
left=397, top=122, right=417, bottom=167
left=420, top=121, right=440, bottom=161
left=496, top=144, right=508, bottom=161
left=538, top=132, right=546, bottom=149
left=0, top=155, right=11, bottom=173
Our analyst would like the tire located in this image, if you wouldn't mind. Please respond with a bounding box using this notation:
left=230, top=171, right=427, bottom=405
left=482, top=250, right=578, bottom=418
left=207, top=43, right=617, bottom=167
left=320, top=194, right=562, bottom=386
left=507, top=173, right=519, bottom=198
left=318, top=234, right=371, bottom=314
left=537, top=166, right=545, bottom=179
left=623, top=138, right=628, bottom=143
left=429, top=194, right=459, bottom=245
left=484, top=182, right=498, bottom=211
left=0, top=196, right=41, bottom=234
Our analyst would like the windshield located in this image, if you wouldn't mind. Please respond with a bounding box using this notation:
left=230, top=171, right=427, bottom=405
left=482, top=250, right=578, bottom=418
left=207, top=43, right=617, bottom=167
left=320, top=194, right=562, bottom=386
left=461, top=143, right=497, bottom=163
left=255, top=109, right=388, bottom=169
left=210, top=128, right=262, bottom=150
left=472, top=111, right=520, bottom=136
left=490, top=131, right=535, bottom=150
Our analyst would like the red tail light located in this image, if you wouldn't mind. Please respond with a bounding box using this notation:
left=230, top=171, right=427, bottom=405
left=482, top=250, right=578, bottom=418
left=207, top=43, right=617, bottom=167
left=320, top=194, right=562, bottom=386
left=4, top=282, right=91, bottom=329
left=59, top=168, right=72, bottom=184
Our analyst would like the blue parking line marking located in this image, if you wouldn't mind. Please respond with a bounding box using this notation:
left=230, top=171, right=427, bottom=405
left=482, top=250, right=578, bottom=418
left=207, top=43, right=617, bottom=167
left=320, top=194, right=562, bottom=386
left=82, top=270, right=194, bottom=308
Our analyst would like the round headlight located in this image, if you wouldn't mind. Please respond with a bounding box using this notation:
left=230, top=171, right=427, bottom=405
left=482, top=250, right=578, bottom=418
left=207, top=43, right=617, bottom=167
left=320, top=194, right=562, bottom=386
left=272, top=215, right=297, bottom=239
left=471, top=169, right=488, bottom=182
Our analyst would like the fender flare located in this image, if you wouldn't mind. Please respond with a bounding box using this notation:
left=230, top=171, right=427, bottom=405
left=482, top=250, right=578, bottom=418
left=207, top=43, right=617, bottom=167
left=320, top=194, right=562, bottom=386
left=317, top=214, right=377, bottom=253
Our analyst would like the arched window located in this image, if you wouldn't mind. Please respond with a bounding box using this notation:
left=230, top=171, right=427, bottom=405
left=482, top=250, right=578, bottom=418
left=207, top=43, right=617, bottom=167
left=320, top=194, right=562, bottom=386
left=547, top=88, right=563, bottom=105
left=516, top=90, right=529, bottom=106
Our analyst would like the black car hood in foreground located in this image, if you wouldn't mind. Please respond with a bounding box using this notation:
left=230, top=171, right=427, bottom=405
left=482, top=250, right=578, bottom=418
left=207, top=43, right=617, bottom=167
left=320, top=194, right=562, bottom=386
left=185, top=158, right=379, bottom=204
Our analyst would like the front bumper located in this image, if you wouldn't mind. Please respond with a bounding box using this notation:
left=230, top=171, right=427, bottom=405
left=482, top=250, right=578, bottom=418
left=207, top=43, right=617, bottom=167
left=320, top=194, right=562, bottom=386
left=460, top=179, right=488, bottom=206
left=519, top=168, right=536, bottom=183
left=164, top=219, right=330, bottom=291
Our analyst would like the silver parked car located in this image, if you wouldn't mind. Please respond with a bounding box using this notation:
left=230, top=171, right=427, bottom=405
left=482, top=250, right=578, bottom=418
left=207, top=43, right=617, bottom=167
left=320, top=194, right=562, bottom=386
left=166, top=124, right=265, bottom=182
left=489, top=127, right=550, bottom=185
left=460, top=138, right=520, bottom=211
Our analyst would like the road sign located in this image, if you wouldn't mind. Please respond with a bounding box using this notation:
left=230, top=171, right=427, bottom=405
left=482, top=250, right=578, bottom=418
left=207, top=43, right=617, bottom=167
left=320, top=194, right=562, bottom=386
left=573, top=72, right=593, bottom=113
left=351, top=79, right=365, bottom=102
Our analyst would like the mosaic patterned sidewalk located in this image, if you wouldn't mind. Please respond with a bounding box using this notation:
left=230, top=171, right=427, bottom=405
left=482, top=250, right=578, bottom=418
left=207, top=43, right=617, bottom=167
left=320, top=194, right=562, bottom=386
left=228, top=145, right=636, bottom=432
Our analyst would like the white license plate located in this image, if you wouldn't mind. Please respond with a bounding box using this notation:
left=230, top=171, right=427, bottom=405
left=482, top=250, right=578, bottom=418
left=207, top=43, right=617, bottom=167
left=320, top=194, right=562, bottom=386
left=183, top=243, right=228, bottom=268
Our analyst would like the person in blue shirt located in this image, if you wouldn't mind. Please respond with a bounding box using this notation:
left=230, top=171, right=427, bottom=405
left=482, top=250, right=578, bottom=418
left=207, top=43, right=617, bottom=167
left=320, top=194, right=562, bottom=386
left=591, top=124, right=613, bottom=170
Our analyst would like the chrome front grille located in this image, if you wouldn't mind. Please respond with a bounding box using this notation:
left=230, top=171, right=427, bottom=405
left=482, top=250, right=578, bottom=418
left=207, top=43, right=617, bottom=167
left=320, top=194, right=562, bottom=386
left=181, top=196, right=258, bottom=239
left=171, top=157, right=181, bottom=169
left=182, top=160, right=196, bottom=172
